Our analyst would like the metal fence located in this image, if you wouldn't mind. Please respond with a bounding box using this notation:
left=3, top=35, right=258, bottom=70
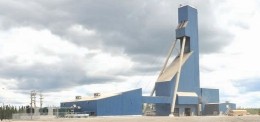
left=12, top=112, right=89, bottom=120
left=12, top=113, right=41, bottom=120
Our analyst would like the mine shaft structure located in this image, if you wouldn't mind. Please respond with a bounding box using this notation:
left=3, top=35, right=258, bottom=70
left=146, top=5, right=200, bottom=116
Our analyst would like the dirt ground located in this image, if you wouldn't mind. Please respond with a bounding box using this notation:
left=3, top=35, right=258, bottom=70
left=10, top=115, right=260, bottom=122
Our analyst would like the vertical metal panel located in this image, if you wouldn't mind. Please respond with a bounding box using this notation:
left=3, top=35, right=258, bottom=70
left=122, top=88, right=142, bottom=115
left=204, top=104, right=220, bottom=115
left=177, top=96, right=198, bottom=104
left=61, top=89, right=142, bottom=116
left=219, top=103, right=236, bottom=114
left=97, top=94, right=123, bottom=116
left=97, top=88, right=142, bottom=116
left=155, top=80, right=174, bottom=97
left=155, top=103, right=171, bottom=116
left=201, top=88, right=220, bottom=103
left=201, top=88, right=220, bottom=115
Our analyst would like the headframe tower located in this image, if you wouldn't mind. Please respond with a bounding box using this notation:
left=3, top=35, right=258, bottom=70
left=148, top=5, right=200, bottom=116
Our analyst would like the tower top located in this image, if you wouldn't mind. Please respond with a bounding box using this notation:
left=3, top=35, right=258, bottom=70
left=179, top=4, right=196, bottom=9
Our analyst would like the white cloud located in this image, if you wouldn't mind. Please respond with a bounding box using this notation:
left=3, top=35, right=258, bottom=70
left=0, top=0, right=259, bottom=108
left=68, top=24, right=96, bottom=36
left=0, top=27, right=89, bottom=66
left=0, top=26, right=138, bottom=106
left=84, top=52, right=134, bottom=76
left=200, top=0, right=260, bottom=107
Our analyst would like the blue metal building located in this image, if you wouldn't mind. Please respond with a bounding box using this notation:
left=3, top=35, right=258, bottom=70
left=60, top=5, right=236, bottom=116
left=61, top=89, right=142, bottom=116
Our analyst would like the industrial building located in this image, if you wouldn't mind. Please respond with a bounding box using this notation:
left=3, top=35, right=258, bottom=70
left=61, top=5, right=236, bottom=116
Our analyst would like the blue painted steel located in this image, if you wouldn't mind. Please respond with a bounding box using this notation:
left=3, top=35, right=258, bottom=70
left=204, top=102, right=236, bottom=115
left=204, top=103, right=219, bottom=115
left=201, top=88, right=220, bottom=103
left=96, top=94, right=123, bottom=115
left=155, top=103, right=171, bottom=116
left=121, top=88, right=142, bottom=115
left=200, top=88, right=220, bottom=115
left=142, top=96, right=171, bottom=104
left=155, top=80, right=174, bottom=97
left=177, top=96, right=198, bottom=104
left=175, top=5, right=200, bottom=96
left=61, top=89, right=142, bottom=116
left=219, top=102, right=236, bottom=113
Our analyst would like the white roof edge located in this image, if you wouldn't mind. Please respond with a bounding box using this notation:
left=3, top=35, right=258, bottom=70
left=177, top=92, right=198, bottom=97
left=62, top=88, right=142, bottom=102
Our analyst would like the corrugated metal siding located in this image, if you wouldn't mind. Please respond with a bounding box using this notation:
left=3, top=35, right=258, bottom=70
left=177, top=96, right=198, bottom=104
left=97, top=94, right=123, bottom=116
left=121, top=88, right=142, bottom=115
left=97, top=88, right=142, bottom=116
left=204, top=104, right=219, bottom=115
left=201, top=88, right=220, bottom=115
left=155, top=103, right=171, bottom=116
left=142, top=96, right=171, bottom=104
left=219, top=103, right=236, bottom=114
left=61, top=89, right=142, bottom=116
left=155, top=80, right=174, bottom=97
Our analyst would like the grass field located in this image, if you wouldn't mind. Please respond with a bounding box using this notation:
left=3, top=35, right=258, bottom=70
left=244, top=108, right=260, bottom=115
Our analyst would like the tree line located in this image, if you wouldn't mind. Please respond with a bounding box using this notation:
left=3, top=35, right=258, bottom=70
left=0, top=105, right=27, bottom=121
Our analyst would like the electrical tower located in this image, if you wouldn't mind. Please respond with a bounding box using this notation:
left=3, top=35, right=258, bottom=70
left=39, top=92, right=43, bottom=108
left=30, top=90, right=37, bottom=108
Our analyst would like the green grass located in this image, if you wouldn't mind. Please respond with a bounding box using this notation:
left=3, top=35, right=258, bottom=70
left=241, top=108, right=260, bottom=115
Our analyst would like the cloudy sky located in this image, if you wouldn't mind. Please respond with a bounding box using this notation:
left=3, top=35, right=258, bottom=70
left=0, top=0, right=259, bottom=108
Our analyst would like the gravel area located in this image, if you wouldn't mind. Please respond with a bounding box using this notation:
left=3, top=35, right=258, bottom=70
left=11, top=115, right=260, bottom=122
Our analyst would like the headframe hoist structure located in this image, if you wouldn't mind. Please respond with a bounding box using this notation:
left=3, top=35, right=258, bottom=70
left=144, top=5, right=200, bottom=116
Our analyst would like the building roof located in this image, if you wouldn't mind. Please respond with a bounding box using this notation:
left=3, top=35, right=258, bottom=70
left=63, top=92, right=121, bottom=102
left=157, top=52, right=193, bottom=82
left=177, top=92, right=198, bottom=97
left=61, top=88, right=142, bottom=103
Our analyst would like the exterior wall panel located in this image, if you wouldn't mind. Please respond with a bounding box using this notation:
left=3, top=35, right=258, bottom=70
left=201, top=88, right=220, bottom=115
left=177, top=96, right=198, bottom=104
left=122, top=88, right=142, bottom=115
left=97, top=95, right=123, bottom=116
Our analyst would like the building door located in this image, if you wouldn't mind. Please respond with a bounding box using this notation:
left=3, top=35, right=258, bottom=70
left=185, top=108, right=191, bottom=116
left=174, top=108, right=179, bottom=116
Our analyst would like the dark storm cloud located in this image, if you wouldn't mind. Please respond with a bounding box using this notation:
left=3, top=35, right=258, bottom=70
left=0, top=0, right=233, bottom=56
left=0, top=56, right=119, bottom=91
left=0, top=0, right=235, bottom=91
